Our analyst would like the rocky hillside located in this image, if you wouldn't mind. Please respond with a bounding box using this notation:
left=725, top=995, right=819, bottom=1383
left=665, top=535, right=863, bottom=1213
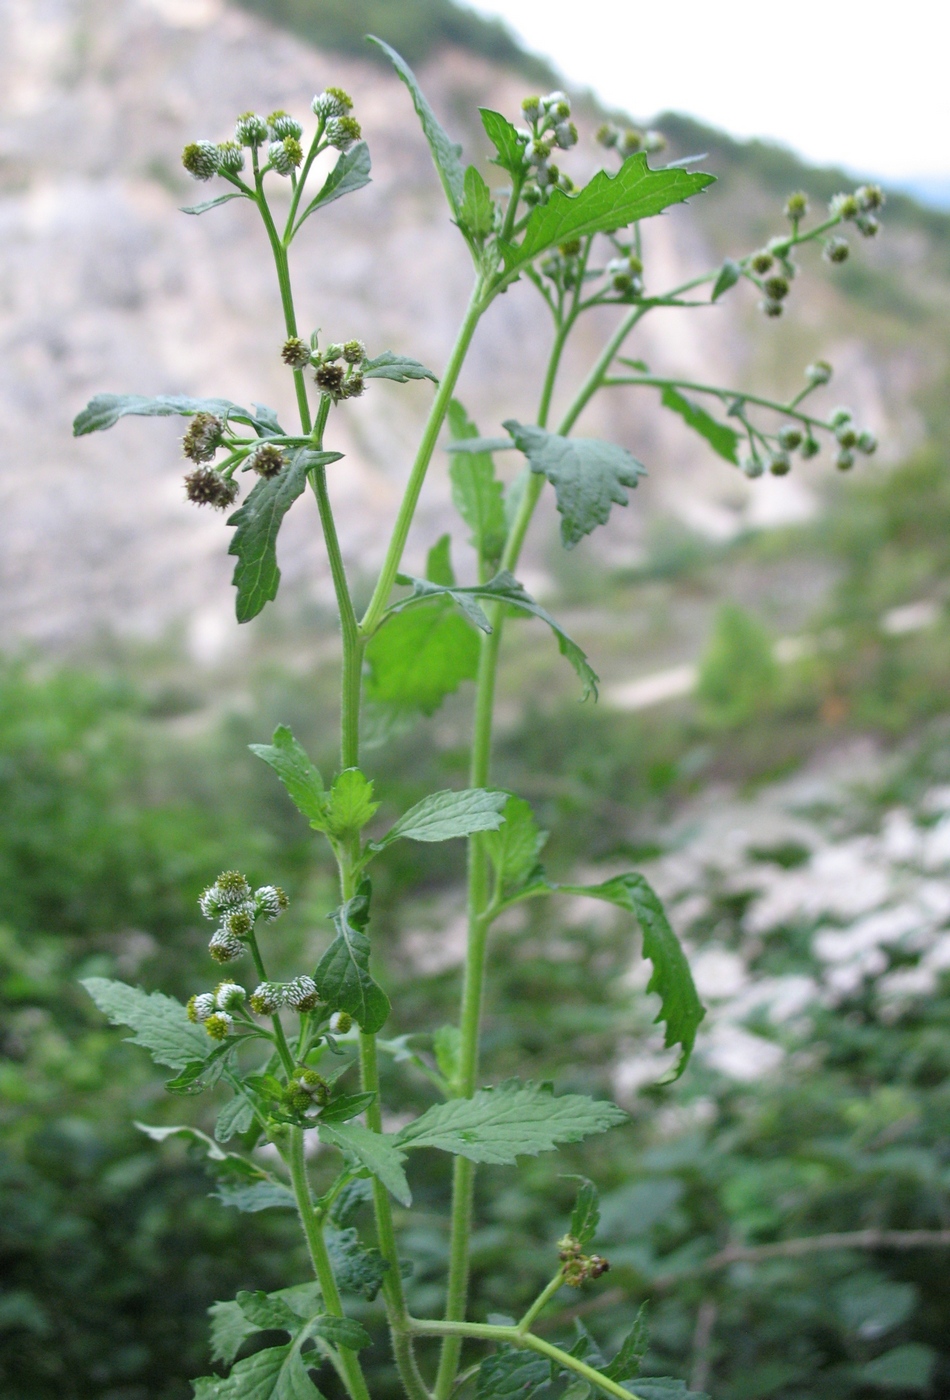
left=1, top=0, right=946, bottom=651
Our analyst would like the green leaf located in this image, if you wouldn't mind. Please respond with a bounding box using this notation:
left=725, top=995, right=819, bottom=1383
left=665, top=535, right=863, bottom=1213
left=363, top=351, right=438, bottom=384
left=216, top=1097, right=256, bottom=1143
left=447, top=399, right=507, bottom=568
left=568, top=1176, right=600, bottom=1248
left=502, top=421, right=646, bottom=549
left=460, top=164, right=495, bottom=242
left=81, top=977, right=208, bottom=1071
left=181, top=191, right=247, bottom=216
left=500, top=154, right=713, bottom=278
left=326, top=769, right=379, bottom=839
left=136, top=1122, right=267, bottom=1179
left=318, top=1122, right=411, bottom=1207
left=315, top=880, right=390, bottom=1033
left=433, top=1025, right=462, bottom=1092
left=317, top=1091, right=377, bottom=1125
left=558, top=873, right=705, bottom=1080
left=484, top=794, right=547, bottom=893
left=249, top=725, right=328, bottom=829
left=325, top=1227, right=389, bottom=1299
left=228, top=448, right=342, bottom=623
left=860, top=1344, right=936, bottom=1391
left=367, top=36, right=464, bottom=217
left=375, top=788, right=507, bottom=847
left=365, top=598, right=479, bottom=715
left=214, top=1180, right=297, bottom=1213
left=295, top=142, right=371, bottom=228
left=605, top=1303, right=649, bottom=1381
left=238, top=1291, right=302, bottom=1332
left=425, top=533, right=456, bottom=586
left=397, top=1080, right=626, bottom=1164
left=72, top=393, right=262, bottom=437
left=631, top=1381, right=708, bottom=1400
left=711, top=257, right=741, bottom=301
left=226, top=1341, right=321, bottom=1399
left=311, top=1316, right=372, bottom=1351
left=210, top=1285, right=323, bottom=1367
left=476, top=1350, right=549, bottom=1400
left=479, top=109, right=527, bottom=176
left=660, top=386, right=740, bottom=465
left=165, top=1051, right=229, bottom=1096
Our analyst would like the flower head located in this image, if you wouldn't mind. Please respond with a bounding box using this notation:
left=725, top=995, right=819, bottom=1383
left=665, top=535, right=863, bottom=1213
left=182, top=141, right=219, bottom=181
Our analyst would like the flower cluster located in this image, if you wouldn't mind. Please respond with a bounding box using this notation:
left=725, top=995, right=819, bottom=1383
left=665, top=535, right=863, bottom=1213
left=199, top=871, right=289, bottom=963
left=181, top=412, right=240, bottom=509
left=596, top=121, right=665, bottom=159
left=517, top=91, right=580, bottom=205
left=313, top=339, right=366, bottom=402
left=752, top=183, right=885, bottom=318
left=283, top=1066, right=330, bottom=1115
left=187, top=979, right=247, bottom=1040
left=312, top=87, right=361, bottom=151
left=180, top=91, right=361, bottom=188
left=247, top=976, right=323, bottom=1015
left=557, top=1233, right=611, bottom=1287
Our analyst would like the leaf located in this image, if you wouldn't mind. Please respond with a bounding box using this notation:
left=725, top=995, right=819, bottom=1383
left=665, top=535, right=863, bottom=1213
left=295, top=142, right=372, bottom=228
left=397, top=1080, right=626, bottom=1164
left=81, top=977, right=208, bottom=1071
left=228, top=448, right=342, bottom=623
left=214, top=1180, right=297, bottom=1213
left=318, top=1122, right=411, bottom=1207
left=860, top=1344, right=936, bottom=1391
left=311, top=1316, right=372, bottom=1351
left=476, top=1350, right=550, bottom=1400
left=433, top=1025, right=462, bottom=1092
left=72, top=393, right=262, bottom=437
left=484, top=795, right=547, bottom=892
left=500, top=155, right=713, bottom=278
left=181, top=191, right=247, bottom=216
left=216, top=1097, right=256, bottom=1143
left=660, top=386, right=740, bottom=465
left=447, top=399, right=507, bottom=568
left=711, top=258, right=741, bottom=301
left=317, top=1091, right=377, bottom=1125
left=502, top=422, right=646, bottom=549
left=557, top=874, right=705, bottom=1080
left=329, top=1180, right=373, bottom=1227
left=605, top=1303, right=649, bottom=1381
left=164, top=1053, right=228, bottom=1096
left=425, top=533, right=457, bottom=587
left=630, top=1381, right=708, bottom=1400
left=460, top=164, right=495, bottom=242
left=210, top=1285, right=323, bottom=1367
left=479, top=109, right=527, bottom=176
left=326, top=769, right=379, bottom=839
left=249, top=725, right=328, bottom=829
left=375, top=788, right=507, bottom=847
left=367, top=37, right=465, bottom=217
left=315, top=880, right=390, bottom=1033
left=568, top=1177, right=600, bottom=1248
left=365, top=599, right=479, bottom=715
left=325, top=1227, right=389, bottom=1299
left=135, top=1122, right=266, bottom=1179
left=362, top=351, right=438, bottom=384
left=238, top=1291, right=302, bottom=1332
left=226, top=1341, right=321, bottom=1399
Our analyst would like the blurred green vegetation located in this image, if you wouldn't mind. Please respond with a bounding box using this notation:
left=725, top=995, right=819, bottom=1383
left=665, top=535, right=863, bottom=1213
left=3, top=445, right=950, bottom=1397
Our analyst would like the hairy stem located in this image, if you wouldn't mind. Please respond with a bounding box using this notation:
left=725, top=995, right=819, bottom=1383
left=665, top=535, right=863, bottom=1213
left=516, top=1272, right=566, bottom=1333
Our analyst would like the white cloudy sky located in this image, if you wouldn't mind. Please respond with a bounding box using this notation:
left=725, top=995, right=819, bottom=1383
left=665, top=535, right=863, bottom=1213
left=464, top=0, right=950, bottom=187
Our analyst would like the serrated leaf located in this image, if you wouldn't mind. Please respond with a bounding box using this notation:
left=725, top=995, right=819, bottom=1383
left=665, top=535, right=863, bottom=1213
left=375, top=788, right=507, bottom=847
left=226, top=1341, right=321, bottom=1399
left=329, top=1180, right=373, bottom=1227
left=433, top=1024, right=462, bottom=1092
left=499, top=155, right=713, bottom=278
left=365, top=598, right=479, bottom=715
left=238, top=1291, right=302, bottom=1332
left=447, top=399, right=507, bottom=568
left=660, top=386, right=739, bottom=465
left=216, top=1096, right=256, bottom=1143
left=72, top=393, right=262, bottom=437
left=397, top=1080, right=626, bottom=1164
left=460, top=164, right=495, bottom=242
left=479, top=109, right=527, bottom=176
left=363, top=351, right=439, bottom=384
left=214, top=1180, right=296, bottom=1212
left=314, top=880, right=390, bottom=1033
left=181, top=191, right=247, bottom=216
left=503, top=422, right=646, bottom=549
left=484, top=794, right=547, bottom=892
left=711, top=258, right=741, bottom=301
left=568, top=1177, right=600, bottom=1248
left=249, top=725, right=328, bottom=829
left=317, top=1091, right=377, bottom=1125
left=319, top=1122, right=411, bottom=1207
left=476, top=1350, right=549, bottom=1400
left=228, top=448, right=342, bottom=623
left=209, top=1286, right=320, bottom=1367
left=558, top=874, right=704, bottom=1080
left=605, top=1303, right=649, bottom=1381
left=294, top=142, right=371, bottom=230
left=311, top=1316, right=372, bottom=1351
left=325, top=1227, right=389, bottom=1299
left=326, top=769, right=379, bottom=839
left=82, top=977, right=208, bottom=1070
left=368, top=37, right=464, bottom=217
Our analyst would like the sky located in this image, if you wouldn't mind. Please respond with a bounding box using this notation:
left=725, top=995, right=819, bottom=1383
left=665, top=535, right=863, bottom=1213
left=464, top=0, right=950, bottom=194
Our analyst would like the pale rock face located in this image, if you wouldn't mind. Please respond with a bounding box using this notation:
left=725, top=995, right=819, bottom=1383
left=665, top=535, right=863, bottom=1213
left=0, top=0, right=909, bottom=647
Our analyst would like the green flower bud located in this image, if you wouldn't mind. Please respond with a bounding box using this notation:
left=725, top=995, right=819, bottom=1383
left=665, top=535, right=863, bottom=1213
left=282, top=336, right=312, bottom=369
left=225, top=907, right=254, bottom=938
left=187, top=992, right=216, bottom=1023
left=235, top=112, right=268, bottom=148
left=215, top=141, right=245, bottom=175
left=268, top=137, right=303, bottom=176
left=250, top=443, right=286, bottom=479
left=835, top=423, right=858, bottom=448
left=312, top=87, right=353, bottom=119
left=823, top=236, right=849, bottom=263
left=767, top=235, right=792, bottom=257
left=342, top=339, right=366, bottom=365
left=249, top=982, right=286, bottom=1015
left=760, top=298, right=784, bottom=318
left=182, top=412, right=224, bottom=463
left=522, top=96, right=542, bottom=122
left=751, top=250, right=774, bottom=275
left=784, top=190, right=808, bottom=220
left=763, top=275, right=789, bottom=301
left=557, top=173, right=575, bottom=194
left=620, top=128, right=643, bottom=155
left=830, top=407, right=853, bottom=427
left=799, top=435, right=821, bottom=459
left=856, top=214, right=879, bottom=237
left=267, top=110, right=304, bottom=141
left=326, top=115, right=361, bottom=151
left=341, top=371, right=365, bottom=399
left=184, top=468, right=238, bottom=511
left=182, top=141, right=219, bottom=181
left=215, top=981, right=246, bottom=1011
left=298, top=1069, right=329, bottom=1104
left=208, top=928, right=244, bottom=963
left=742, top=456, right=765, bottom=478
left=829, top=192, right=860, bottom=220
left=857, top=430, right=878, bottom=455
left=643, top=130, right=665, bottom=153
left=329, top=1010, right=353, bottom=1034
left=855, top=183, right=885, bottom=211
left=806, top=360, right=833, bottom=386
left=554, top=121, right=577, bottom=150
left=205, top=1012, right=233, bottom=1041
left=285, top=975, right=320, bottom=1012
left=200, top=872, right=252, bottom=918
left=522, top=182, right=542, bottom=205
left=778, top=424, right=803, bottom=450
left=835, top=448, right=855, bottom=471
left=595, top=122, right=619, bottom=148
left=255, top=885, right=289, bottom=921
left=542, top=91, right=569, bottom=114
left=769, top=451, right=792, bottom=476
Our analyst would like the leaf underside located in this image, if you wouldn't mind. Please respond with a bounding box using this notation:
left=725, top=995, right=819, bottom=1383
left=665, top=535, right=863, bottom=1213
left=81, top=977, right=208, bottom=1070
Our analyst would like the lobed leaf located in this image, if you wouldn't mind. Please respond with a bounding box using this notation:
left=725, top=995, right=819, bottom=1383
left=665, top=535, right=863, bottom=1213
left=447, top=399, right=507, bottom=568
left=365, top=598, right=479, bottom=715
left=326, top=769, right=379, bottom=838
left=558, top=873, right=705, bottom=1080
left=216, top=1097, right=256, bottom=1143
left=222, top=1341, right=321, bottom=1399
left=314, top=880, right=390, bottom=1033
left=325, top=1227, right=389, bottom=1299
left=228, top=448, right=342, bottom=623
left=660, top=386, right=739, bottom=465
left=311, top=1316, right=372, bottom=1351
left=82, top=977, right=208, bottom=1071
left=476, top=1350, right=549, bottom=1400
left=503, top=421, right=646, bottom=549
left=249, top=725, right=328, bottom=829
left=396, top=1079, right=626, bottom=1164
left=214, top=1180, right=296, bottom=1213
left=366, top=37, right=465, bottom=217
left=363, top=351, right=438, bottom=384
left=318, top=1122, right=411, bottom=1207
left=375, top=788, right=507, bottom=847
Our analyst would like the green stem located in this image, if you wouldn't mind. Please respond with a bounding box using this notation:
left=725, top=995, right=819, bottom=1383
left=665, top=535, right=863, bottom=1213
left=359, top=278, right=488, bottom=637
left=255, top=186, right=312, bottom=433
left=602, top=374, right=834, bottom=429
left=516, top=1272, right=566, bottom=1332
left=289, top=1128, right=372, bottom=1400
